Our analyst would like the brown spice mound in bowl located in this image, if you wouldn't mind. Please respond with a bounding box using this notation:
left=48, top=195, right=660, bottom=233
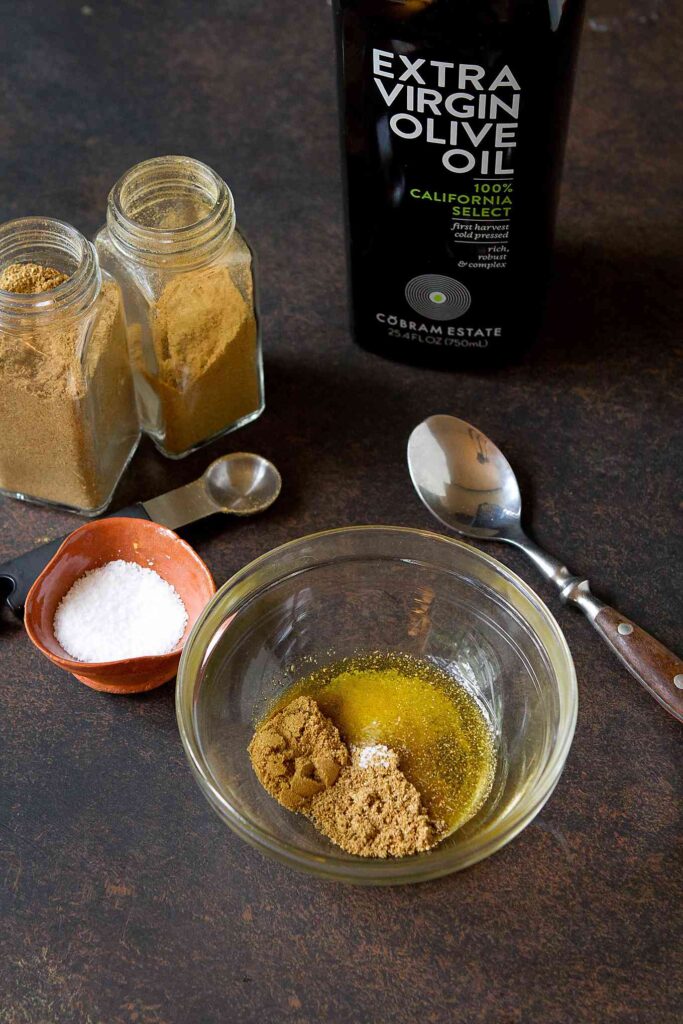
left=0, top=262, right=69, bottom=293
left=248, top=696, right=349, bottom=811
left=309, top=748, right=437, bottom=858
left=249, top=697, right=440, bottom=858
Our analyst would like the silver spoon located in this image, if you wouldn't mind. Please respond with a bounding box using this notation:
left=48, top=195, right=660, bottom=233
left=408, top=415, right=683, bottom=722
left=143, top=452, right=282, bottom=529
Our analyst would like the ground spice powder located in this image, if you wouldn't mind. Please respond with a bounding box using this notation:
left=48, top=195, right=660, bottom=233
left=0, top=264, right=138, bottom=510
left=130, top=265, right=259, bottom=456
left=248, top=696, right=349, bottom=811
left=249, top=696, right=440, bottom=858
left=310, top=746, right=438, bottom=858
left=0, top=262, right=69, bottom=293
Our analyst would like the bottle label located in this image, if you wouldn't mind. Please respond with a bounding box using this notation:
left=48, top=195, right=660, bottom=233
left=370, top=49, right=519, bottom=344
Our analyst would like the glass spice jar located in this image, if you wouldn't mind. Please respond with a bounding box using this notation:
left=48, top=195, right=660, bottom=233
left=96, top=156, right=264, bottom=459
left=0, top=217, right=140, bottom=515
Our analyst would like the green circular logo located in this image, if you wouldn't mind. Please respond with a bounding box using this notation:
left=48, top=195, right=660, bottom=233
left=406, top=275, right=472, bottom=321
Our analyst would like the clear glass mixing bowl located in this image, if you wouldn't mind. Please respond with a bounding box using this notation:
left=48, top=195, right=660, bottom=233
left=176, top=527, right=577, bottom=884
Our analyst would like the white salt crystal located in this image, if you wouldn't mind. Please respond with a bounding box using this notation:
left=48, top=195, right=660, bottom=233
left=352, top=744, right=397, bottom=770
left=54, top=559, right=188, bottom=663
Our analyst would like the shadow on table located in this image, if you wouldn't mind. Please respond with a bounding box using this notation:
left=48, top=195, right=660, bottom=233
left=532, top=237, right=680, bottom=368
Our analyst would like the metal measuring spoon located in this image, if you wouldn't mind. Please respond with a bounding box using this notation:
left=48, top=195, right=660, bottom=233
left=143, top=452, right=282, bottom=529
left=0, top=453, right=281, bottom=616
left=408, top=415, right=683, bottom=722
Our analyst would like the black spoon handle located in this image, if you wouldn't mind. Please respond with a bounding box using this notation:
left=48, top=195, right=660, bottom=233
left=0, top=504, right=150, bottom=617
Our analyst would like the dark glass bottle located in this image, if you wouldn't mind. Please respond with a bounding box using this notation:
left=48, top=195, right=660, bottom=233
left=333, top=0, right=586, bottom=367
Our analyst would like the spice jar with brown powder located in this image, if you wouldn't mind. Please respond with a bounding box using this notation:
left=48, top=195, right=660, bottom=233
left=0, top=217, right=139, bottom=514
left=96, top=156, right=263, bottom=459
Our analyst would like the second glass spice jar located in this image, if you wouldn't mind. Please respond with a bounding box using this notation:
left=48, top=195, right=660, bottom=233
left=96, top=155, right=264, bottom=459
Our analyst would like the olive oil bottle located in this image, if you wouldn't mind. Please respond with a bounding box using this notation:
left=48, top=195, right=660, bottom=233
left=333, top=0, right=586, bottom=366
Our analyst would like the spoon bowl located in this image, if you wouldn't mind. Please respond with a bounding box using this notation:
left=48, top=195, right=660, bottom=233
left=203, top=453, right=281, bottom=515
left=408, top=415, right=521, bottom=540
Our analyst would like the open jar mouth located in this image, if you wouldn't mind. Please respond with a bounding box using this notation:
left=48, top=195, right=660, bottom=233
left=107, top=155, right=236, bottom=268
left=0, top=217, right=101, bottom=325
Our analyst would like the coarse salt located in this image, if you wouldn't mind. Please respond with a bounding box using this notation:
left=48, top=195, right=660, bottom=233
left=352, top=743, right=397, bottom=770
left=53, top=559, right=188, bottom=663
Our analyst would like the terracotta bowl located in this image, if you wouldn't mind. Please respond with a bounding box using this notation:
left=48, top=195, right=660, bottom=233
left=24, top=518, right=216, bottom=694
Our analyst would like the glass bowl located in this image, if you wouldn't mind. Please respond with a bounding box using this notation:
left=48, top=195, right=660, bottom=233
left=176, top=527, right=577, bottom=884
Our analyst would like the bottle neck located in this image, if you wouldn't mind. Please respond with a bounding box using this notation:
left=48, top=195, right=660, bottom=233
left=106, top=155, right=236, bottom=270
left=0, top=217, right=101, bottom=329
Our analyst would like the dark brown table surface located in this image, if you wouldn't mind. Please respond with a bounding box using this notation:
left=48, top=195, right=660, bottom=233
left=1, top=2, right=681, bottom=1022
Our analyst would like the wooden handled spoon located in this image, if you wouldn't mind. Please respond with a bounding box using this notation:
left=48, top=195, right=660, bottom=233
left=408, top=415, right=683, bottom=722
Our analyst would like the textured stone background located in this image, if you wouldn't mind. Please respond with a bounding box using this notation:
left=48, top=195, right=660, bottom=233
left=0, top=1, right=680, bottom=1022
